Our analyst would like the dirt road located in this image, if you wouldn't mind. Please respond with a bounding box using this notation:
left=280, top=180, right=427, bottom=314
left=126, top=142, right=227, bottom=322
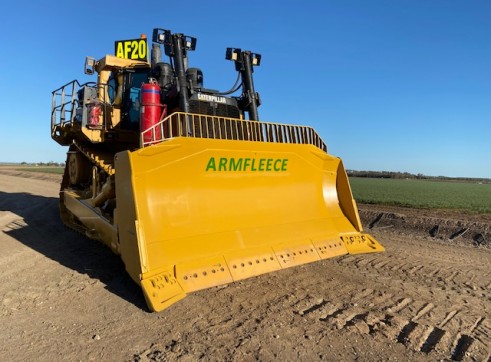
left=1, top=171, right=489, bottom=361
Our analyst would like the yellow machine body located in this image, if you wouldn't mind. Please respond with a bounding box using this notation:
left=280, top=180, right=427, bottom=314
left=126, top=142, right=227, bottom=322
left=51, top=30, right=384, bottom=312
left=111, top=135, right=383, bottom=311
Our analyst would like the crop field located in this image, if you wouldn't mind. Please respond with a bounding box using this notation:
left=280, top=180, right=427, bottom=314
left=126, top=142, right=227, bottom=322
left=350, top=177, right=491, bottom=214
left=14, top=166, right=64, bottom=174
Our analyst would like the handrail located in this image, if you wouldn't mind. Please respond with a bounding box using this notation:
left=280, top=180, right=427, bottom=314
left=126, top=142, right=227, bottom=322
left=51, top=79, right=80, bottom=130
left=51, top=80, right=107, bottom=132
left=141, top=112, right=327, bottom=152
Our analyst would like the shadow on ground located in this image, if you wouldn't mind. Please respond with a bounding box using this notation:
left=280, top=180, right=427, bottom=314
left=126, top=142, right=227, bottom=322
left=0, top=190, right=148, bottom=311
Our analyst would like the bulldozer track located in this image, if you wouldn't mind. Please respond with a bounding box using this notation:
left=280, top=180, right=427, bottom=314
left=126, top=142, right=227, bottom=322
left=72, top=140, right=115, bottom=176
left=57, top=141, right=117, bottom=240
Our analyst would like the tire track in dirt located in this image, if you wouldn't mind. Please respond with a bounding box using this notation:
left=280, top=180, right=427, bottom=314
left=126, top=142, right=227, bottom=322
left=313, top=235, right=491, bottom=361
left=337, top=244, right=491, bottom=297
left=293, top=286, right=489, bottom=360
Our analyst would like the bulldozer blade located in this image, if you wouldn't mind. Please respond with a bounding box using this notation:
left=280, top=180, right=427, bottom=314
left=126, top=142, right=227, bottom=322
left=115, top=137, right=384, bottom=312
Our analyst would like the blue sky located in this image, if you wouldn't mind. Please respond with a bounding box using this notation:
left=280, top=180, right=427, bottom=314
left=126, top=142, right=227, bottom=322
left=1, top=0, right=490, bottom=178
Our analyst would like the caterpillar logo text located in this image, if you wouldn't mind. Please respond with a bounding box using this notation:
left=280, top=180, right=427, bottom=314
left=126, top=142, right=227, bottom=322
left=197, top=93, right=227, bottom=104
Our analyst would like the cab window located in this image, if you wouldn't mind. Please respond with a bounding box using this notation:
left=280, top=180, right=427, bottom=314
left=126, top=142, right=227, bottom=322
left=121, top=70, right=149, bottom=130
left=107, top=77, right=116, bottom=104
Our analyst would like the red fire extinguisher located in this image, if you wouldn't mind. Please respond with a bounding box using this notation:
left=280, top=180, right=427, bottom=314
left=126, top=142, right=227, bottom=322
left=88, top=101, right=102, bottom=129
left=140, top=79, right=163, bottom=144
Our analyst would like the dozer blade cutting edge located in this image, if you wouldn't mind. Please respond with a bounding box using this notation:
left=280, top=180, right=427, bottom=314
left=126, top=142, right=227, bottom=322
left=114, top=136, right=384, bottom=312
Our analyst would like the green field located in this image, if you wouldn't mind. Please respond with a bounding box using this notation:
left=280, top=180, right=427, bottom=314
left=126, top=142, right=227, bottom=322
left=15, top=166, right=64, bottom=174
left=349, top=177, right=491, bottom=214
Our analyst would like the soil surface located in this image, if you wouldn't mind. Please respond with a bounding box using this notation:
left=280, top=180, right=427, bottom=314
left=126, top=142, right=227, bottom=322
left=1, top=168, right=490, bottom=361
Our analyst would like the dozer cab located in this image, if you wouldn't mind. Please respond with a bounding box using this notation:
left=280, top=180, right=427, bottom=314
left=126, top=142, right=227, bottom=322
left=51, top=28, right=384, bottom=312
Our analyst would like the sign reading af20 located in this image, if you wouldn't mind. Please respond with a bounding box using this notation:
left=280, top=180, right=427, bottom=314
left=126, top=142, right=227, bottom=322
left=114, top=38, right=147, bottom=61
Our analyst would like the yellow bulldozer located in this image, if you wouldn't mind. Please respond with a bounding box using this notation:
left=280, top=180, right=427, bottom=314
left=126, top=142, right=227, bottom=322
left=51, top=28, right=384, bottom=312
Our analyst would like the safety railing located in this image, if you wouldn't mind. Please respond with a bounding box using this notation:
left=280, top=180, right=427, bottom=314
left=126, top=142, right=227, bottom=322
left=141, top=112, right=327, bottom=152
left=51, top=80, right=81, bottom=130
left=51, top=80, right=109, bottom=132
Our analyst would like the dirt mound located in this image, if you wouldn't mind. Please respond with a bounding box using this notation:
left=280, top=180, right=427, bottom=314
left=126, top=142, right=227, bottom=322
left=358, top=204, right=491, bottom=249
